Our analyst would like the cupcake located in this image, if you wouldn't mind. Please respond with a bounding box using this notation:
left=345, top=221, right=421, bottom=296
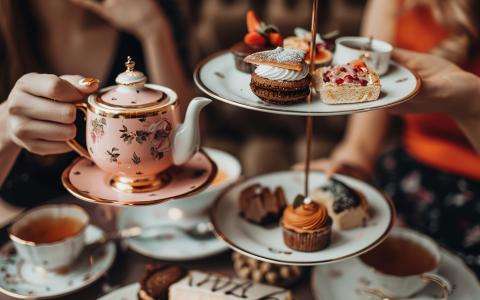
left=312, top=178, right=370, bottom=230
left=284, top=27, right=333, bottom=68
left=281, top=197, right=332, bottom=252
left=230, top=10, right=283, bottom=73
left=244, top=47, right=311, bottom=105
left=239, top=184, right=287, bottom=226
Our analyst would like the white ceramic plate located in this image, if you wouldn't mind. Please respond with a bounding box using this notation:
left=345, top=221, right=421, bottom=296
left=210, top=171, right=394, bottom=266
left=311, top=247, right=480, bottom=300
left=0, top=225, right=116, bottom=299
left=98, top=283, right=139, bottom=300
left=117, top=208, right=228, bottom=261
left=194, top=51, right=420, bottom=116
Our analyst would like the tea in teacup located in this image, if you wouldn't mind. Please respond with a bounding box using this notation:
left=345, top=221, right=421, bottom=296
left=358, top=228, right=451, bottom=299
left=9, top=204, right=89, bottom=271
left=360, top=236, right=437, bottom=276
left=14, top=216, right=85, bottom=244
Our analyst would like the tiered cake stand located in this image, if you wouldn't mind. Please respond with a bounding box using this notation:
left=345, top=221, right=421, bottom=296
left=194, top=0, right=420, bottom=266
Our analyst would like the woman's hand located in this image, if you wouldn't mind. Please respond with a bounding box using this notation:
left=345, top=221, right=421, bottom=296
left=2, top=74, right=98, bottom=155
left=71, top=0, right=169, bottom=40
left=293, top=142, right=376, bottom=182
left=390, top=48, right=480, bottom=118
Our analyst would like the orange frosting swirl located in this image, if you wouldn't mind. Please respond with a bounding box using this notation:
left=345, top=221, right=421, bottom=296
left=282, top=202, right=330, bottom=232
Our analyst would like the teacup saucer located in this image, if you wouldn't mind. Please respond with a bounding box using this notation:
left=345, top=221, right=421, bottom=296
left=0, top=225, right=116, bottom=299
left=210, top=171, right=394, bottom=266
left=117, top=206, right=228, bottom=261
left=311, top=247, right=480, bottom=300
left=62, top=149, right=217, bottom=206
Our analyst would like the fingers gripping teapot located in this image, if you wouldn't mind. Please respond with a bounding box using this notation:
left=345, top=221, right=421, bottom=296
left=68, top=57, right=211, bottom=193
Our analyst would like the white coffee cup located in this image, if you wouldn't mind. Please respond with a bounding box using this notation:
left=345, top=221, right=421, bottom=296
left=333, top=36, right=393, bottom=76
left=9, top=204, right=89, bottom=271
left=359, top=228, right=452, bottom=299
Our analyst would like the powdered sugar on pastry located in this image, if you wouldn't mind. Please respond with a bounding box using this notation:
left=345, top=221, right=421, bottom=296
left=244, top=47, right=306, bottom=71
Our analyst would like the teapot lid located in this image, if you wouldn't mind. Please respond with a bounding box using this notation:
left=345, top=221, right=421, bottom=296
left=96, top=56, right=168, bottom=108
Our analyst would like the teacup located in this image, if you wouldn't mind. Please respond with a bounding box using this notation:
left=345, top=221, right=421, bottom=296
left=67, top=57, right=211, bottom=193
left=333, top=36, right=393, bottom=75
left=359, top=227, right=451, bottom=299
left=9, top=204, right=89, bottom=271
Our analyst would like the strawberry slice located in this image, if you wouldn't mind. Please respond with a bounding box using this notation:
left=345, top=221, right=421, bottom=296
left=244, top=32, right=266, bottom=47
left=351, top=59, right=367, bottom=69
left=246, top=10, right=261, bottom=33
left=268, top=32, right=283, bottom=47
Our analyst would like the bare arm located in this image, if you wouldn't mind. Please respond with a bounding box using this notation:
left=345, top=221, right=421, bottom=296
left=332, top=0, right=399, bottom=171
left=72, top=0, right=195, bottom=111
left=139, top=21, right=195, bottom=109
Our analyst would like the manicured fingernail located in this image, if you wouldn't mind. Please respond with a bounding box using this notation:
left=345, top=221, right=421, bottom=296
left=79, top=77, right=100, bottom=87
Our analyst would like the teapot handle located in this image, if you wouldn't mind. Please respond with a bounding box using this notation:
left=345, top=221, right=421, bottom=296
left=66, top=102, right=92, bottom=160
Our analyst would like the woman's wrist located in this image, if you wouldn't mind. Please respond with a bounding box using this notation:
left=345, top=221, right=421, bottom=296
left=451, top=73, right=480, bottom=120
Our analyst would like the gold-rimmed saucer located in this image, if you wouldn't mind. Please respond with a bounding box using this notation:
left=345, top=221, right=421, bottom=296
left=62, top=149, right=217, bottom=206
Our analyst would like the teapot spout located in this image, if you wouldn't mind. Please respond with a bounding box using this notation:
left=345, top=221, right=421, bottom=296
left=172, top=97, right=211, bottom=165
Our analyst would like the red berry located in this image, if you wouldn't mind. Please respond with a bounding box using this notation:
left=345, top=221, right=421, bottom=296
left=268, top=32, right=283, bottom=47
left=335, top=78, right=344, bottom=85
left=246, top=10, right=261, bottom=33
left=360, top=79, right=368, bottom=86
left=339, top=67, right=347, bottom=72
left=244, top=32, right=266, bottom=47
left=323, top=77, right=330, bottom=82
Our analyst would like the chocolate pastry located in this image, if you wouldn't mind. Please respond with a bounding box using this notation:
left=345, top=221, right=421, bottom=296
left=231, top=42, right=270, bottom=74
left=250, top=73, right=311, bottom=104
left=239, top=184, right=287, bottom=225
left=244, top=47, right=311, bottom=105
left=138, top=264, right=186, bottom=300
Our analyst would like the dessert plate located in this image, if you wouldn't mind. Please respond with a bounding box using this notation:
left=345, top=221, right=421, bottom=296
left=311, top=246, right=480, bottom=300
left=98, top=283, right=139, bottom=300
left=0, top=225, right=116, bottom=299
left=117, top=208, right=227, bottom=261
left=210, top=171, right=395, bottom=266
left=62, top=149, right=217, bottom=206
left=194, top=51, right=421, bottom=116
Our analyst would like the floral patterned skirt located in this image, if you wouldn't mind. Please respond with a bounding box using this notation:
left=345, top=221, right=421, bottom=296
left=376, top=148, right=480, bottom=276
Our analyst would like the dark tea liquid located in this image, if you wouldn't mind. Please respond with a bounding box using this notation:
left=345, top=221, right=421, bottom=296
left=360, top=236, right=437, bottom=276
left=15, top=216, right=84, bottom=244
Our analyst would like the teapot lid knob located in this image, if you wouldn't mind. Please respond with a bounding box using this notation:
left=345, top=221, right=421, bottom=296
left=115, top=56, right=147, bottom=87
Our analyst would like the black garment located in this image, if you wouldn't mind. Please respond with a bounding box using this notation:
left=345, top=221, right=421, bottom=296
left=376, top=148, right=480, bottom=276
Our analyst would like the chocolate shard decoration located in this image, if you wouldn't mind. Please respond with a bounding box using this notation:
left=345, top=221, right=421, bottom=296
left=293, top=194, right=306, bottom=209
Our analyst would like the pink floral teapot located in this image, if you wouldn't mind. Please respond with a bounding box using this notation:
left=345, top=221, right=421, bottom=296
left=67, top=57, right=211, bottom=193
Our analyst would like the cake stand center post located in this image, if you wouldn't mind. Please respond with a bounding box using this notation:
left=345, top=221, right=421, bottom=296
left=304, top=0, right=320, bottom=197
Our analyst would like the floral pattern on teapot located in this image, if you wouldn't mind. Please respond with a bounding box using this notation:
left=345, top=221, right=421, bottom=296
left=86, top=108, right=178, bottom=178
